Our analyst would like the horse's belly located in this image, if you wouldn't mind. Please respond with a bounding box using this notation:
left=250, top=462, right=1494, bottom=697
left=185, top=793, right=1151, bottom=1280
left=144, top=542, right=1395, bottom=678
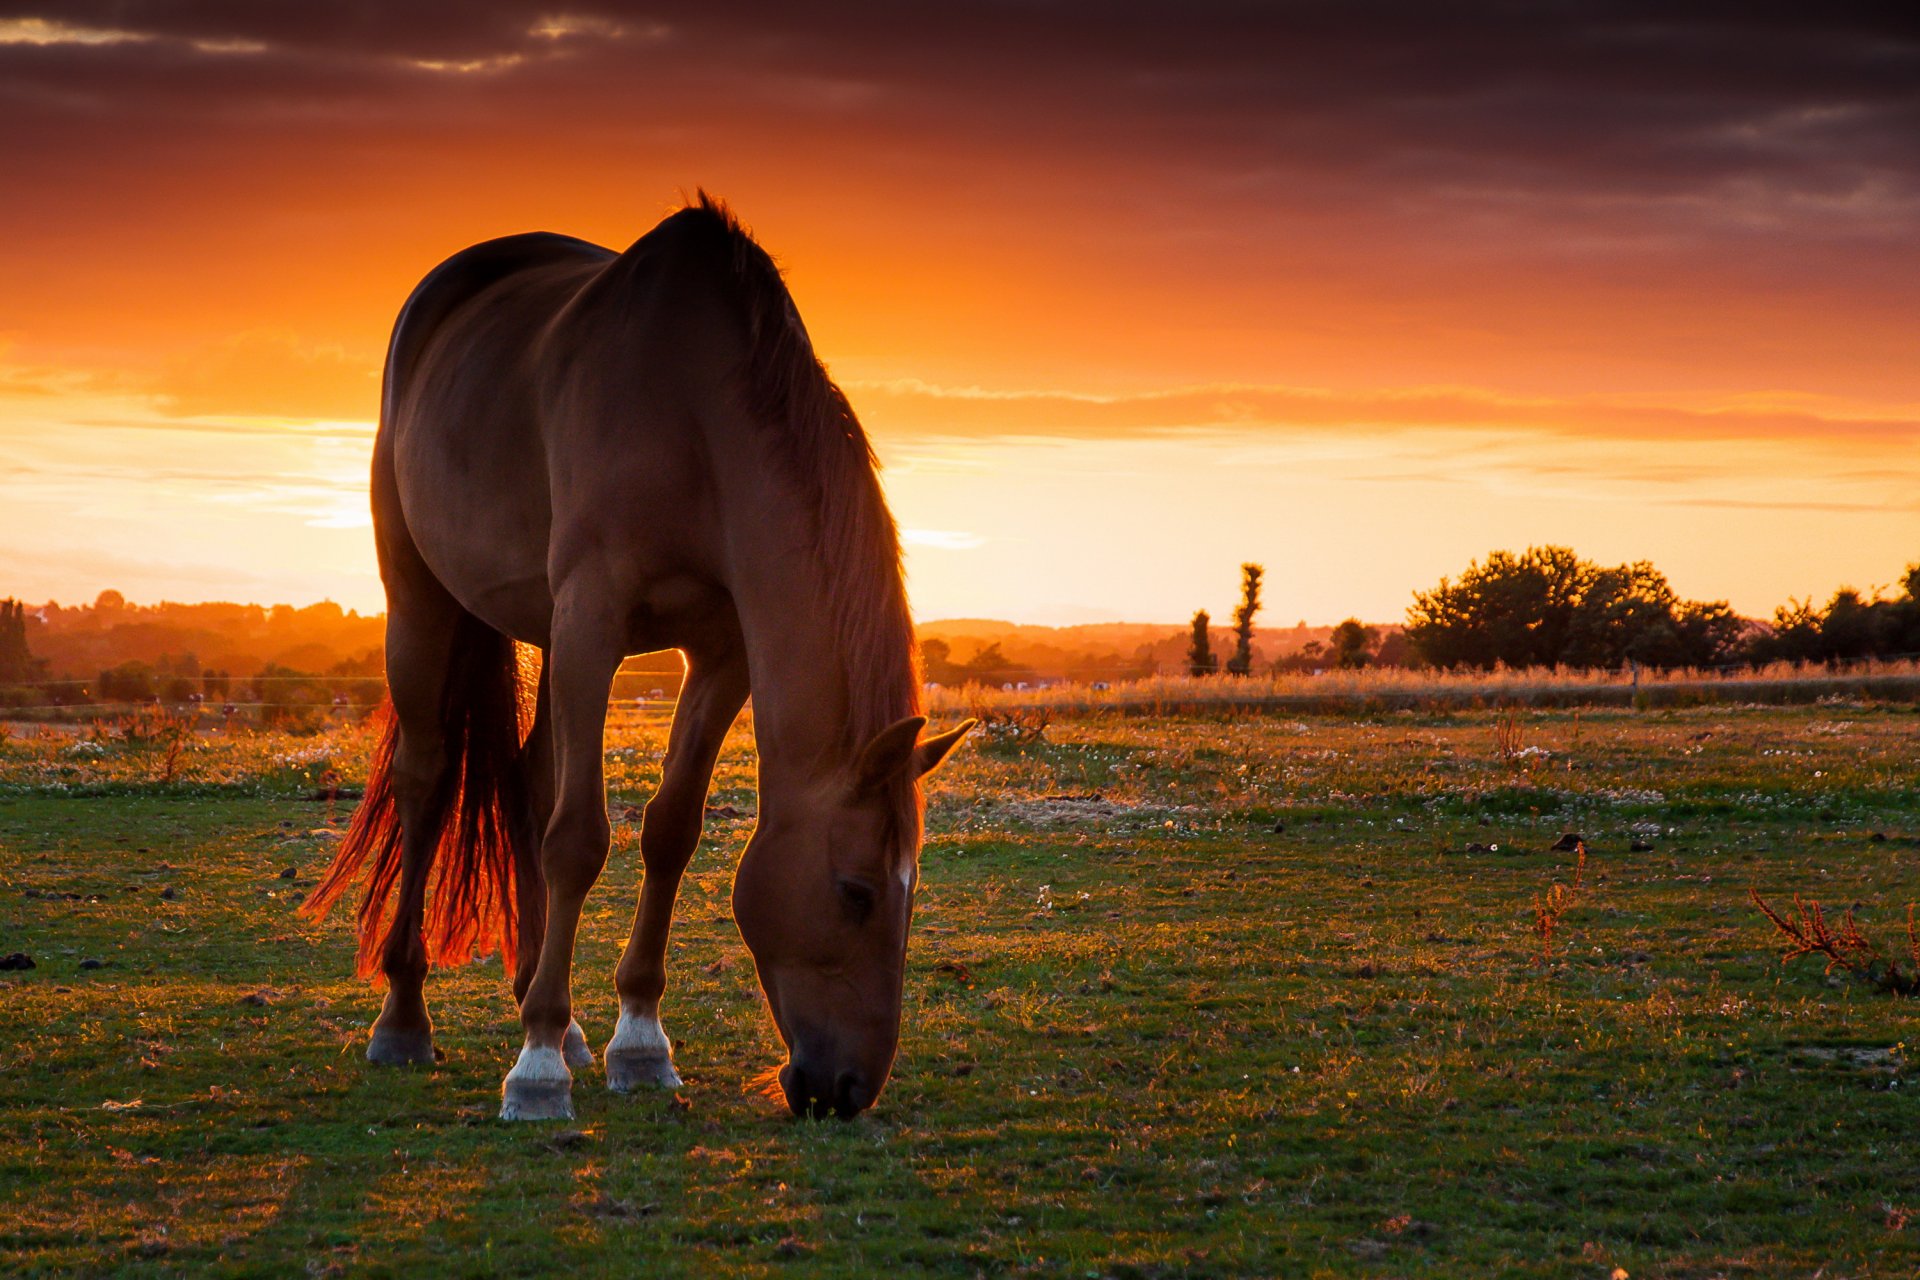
left=393, top=419, right=557, bottom=646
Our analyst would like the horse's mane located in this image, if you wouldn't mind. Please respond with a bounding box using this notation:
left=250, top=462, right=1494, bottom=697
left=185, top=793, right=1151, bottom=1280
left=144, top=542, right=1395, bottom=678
left=683, top=192, right=924, bottom=837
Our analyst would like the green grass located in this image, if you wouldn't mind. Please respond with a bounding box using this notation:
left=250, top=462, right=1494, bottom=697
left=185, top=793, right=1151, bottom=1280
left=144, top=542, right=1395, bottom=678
left=1, top=704, right=1917, bottom=1276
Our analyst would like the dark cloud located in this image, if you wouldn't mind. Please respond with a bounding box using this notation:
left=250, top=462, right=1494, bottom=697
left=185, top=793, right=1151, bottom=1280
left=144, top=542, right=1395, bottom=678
left=3, top=2, right=1915, bottom=221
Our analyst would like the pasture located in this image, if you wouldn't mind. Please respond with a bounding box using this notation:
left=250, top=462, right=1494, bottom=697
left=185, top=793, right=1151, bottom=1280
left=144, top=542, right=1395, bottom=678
left=2, top=702, right=1917, bottom=1276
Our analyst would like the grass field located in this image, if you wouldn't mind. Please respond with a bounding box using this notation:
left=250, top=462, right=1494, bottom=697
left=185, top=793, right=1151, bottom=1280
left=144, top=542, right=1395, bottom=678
left=2, top=702, right=1917, bottom=1276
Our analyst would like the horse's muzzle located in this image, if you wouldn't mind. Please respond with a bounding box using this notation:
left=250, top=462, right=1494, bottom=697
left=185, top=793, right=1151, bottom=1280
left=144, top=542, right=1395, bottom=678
left=779, top=1061, right=873, bottom=1120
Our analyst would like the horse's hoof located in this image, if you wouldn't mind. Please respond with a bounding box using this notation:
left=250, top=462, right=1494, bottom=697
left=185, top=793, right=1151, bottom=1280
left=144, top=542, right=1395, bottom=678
left=604, top=1011, right=680, bottom=1091
left=605, top=1049, right=682, bottom=1092
left=561, top=1019, right=594, bottom=1071
left=500, top=1045, right=574, bottom=1121
left=500, top=1078, right=575, bottom=1121
left=366, top=1025, right=435, bottom=1066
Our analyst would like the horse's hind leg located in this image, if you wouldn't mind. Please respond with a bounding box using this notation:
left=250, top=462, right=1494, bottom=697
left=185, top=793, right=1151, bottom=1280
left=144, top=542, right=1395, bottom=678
left=512, top=660, right=593, bottom=1070
left=606, top=643, right=748, bottom=1091
left=366, top=591, right=462, bottom=1065
left=500, top=595, right=623, bottom=1120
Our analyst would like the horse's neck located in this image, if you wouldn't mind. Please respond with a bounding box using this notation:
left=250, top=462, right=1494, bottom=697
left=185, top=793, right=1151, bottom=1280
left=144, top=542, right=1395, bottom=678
left=715, top=440, right=913, bottom=794
left=739, top=590, right=852, bottom=786
left=723, top=500, right=860, bottom=789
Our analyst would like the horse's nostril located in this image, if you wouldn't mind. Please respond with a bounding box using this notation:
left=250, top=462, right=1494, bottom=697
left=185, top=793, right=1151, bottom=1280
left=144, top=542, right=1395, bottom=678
left=832, top=1069, right=871, bottom=1118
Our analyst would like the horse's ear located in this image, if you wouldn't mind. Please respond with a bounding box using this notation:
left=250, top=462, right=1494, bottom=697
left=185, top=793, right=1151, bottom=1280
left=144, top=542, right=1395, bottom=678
left=855, top=716, right=927, bottom=793
left=912, top=719, right=976, bottom=779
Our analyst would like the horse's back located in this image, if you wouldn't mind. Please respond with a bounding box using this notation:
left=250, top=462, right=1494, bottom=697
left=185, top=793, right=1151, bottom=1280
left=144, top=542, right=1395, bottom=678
left=380, top=232, right=617, bottom=642
left=384, top=232, right=612, bottom=421
left=381, top=214, right=758, bottom=650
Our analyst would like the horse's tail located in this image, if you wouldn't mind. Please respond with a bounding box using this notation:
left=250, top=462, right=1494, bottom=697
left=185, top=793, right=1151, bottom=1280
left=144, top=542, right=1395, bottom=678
left=301, top=615, right=539, bottom=981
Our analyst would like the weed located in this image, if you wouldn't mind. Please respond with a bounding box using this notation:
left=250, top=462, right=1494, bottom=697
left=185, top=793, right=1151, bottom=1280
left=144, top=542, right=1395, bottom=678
left=1531, top=838, right=1588, bottom=961
left=968, top=697, right=1051, bottom=746
left=1750, top=889, right=1920, bottom=997
left=1493, top=706, right=1524, bottom=767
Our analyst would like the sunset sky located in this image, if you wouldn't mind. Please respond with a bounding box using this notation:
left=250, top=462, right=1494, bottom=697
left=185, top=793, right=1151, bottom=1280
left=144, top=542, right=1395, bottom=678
left=1, top=4, right=1915, bottom=626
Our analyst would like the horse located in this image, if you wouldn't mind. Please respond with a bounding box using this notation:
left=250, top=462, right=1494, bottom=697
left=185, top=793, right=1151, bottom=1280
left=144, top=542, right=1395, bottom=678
left=303, top=194, right=973, bottom=1121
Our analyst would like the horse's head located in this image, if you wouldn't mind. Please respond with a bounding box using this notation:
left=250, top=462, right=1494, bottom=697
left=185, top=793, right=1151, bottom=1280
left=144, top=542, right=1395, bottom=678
left=732, top=715, right=973, bottom=1118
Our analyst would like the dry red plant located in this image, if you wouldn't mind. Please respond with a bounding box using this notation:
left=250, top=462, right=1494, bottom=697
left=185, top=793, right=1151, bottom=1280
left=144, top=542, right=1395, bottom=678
left=1749, top=889, right=1920, bottom=998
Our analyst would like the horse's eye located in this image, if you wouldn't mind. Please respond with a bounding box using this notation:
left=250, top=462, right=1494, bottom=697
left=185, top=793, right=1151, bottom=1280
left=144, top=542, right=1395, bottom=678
left=836, top=877, right=877, bottom=923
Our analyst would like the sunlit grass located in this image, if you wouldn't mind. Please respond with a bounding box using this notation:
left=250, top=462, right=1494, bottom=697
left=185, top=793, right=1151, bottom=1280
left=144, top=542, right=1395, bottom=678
left=2, top=703, right=1917, bottom=1274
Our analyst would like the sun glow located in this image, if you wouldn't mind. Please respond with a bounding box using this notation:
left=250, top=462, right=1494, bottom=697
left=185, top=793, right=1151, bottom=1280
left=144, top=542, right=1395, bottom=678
left=0, top=8, right=1913, bottom=623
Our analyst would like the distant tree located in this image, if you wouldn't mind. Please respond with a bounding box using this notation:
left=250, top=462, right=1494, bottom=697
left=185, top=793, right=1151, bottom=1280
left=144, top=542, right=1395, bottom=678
left=1187, top=610, right=1218, bottom=677
left=0, top=599, right=46, bottom=683
left=1741, top=569, right=1920, bottom=666
left=97, top=660, right=156, bottom=704
left=94, top=589, right=126, bottom=612
left=961, top=642, right=1017, bottom=684
left=1328, top=619, right=1377, bottom=669
left=1406, top=545, right=1741, bottom=671
left=1671, top=600, right=1748, bottom=668
left=919, top=638, right=967, bottom=685
left=1754, top=598, right=1824, bottom=664
left=1371, top=629, right=1417, bottom=668
left=1226, top=563, right=1263, bottom=675
left=1819, top=588, right=1880, bottom=663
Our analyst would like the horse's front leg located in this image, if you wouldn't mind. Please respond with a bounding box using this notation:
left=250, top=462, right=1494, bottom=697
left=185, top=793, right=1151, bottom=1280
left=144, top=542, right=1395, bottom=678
left=606, top=645, right=750, bottom=1091
left=500, top=603, right=622, bottom=1121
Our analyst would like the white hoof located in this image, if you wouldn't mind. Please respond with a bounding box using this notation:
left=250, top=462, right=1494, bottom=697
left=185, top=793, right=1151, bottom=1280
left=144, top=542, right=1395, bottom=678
left=604, top=1010, right=682, bottom=1092
left=500, top=1044, right=574, bottom=1121
left=562, top=1019, right=594, bottom=1070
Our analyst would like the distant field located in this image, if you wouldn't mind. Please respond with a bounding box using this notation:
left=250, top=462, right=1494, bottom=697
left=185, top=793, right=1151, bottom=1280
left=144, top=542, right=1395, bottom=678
left=927, top=659, right=1920, bottom=717
left=1, top=703, right=1917, bottom=1276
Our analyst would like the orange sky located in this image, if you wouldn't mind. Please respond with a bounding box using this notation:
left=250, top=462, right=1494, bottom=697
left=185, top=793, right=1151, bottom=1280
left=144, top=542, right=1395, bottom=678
left=2, top=6, right=1916, bottom=625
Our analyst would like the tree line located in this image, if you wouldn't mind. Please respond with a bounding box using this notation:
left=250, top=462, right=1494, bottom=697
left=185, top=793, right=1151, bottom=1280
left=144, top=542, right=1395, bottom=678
left=1405, top=546, right=1920, bottom=671
left=1180, top=547, right=1920, bottom=677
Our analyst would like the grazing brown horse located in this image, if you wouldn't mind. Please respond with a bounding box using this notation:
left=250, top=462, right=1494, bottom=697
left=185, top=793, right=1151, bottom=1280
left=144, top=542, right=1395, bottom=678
left=304, top=195, right=972, bottom=1121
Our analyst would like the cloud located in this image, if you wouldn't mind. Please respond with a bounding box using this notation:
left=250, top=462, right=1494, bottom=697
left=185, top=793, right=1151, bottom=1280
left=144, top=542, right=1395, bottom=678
left=848, top=378, right=1920, bottom=448
left=900, top=528, right=985, bottom=550
left=0, top=4, right=1913, bottom=241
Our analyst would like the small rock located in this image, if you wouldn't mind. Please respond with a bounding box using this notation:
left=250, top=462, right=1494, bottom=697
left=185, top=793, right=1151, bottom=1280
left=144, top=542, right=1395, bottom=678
left=1464, top=841, right=1495, bottom=854
left=1549, top=832, right=1585, bottom=852
left=78, top=958, right=105, bottom=971
left=547, top=1129, right=592, bottom=1150
left=1629, top=839, right=1654, bottom=852
left=1271, top=821, right=1286, bottom=834
left=278, top=866, right=298, bottom=880
left=1869, top=831, right=1888, bottom=843
left=0, top=952, right=34, bottom=971
left=158, top=887, right=177, bottom=901
left=238, top=989, right=279, bottom=1007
